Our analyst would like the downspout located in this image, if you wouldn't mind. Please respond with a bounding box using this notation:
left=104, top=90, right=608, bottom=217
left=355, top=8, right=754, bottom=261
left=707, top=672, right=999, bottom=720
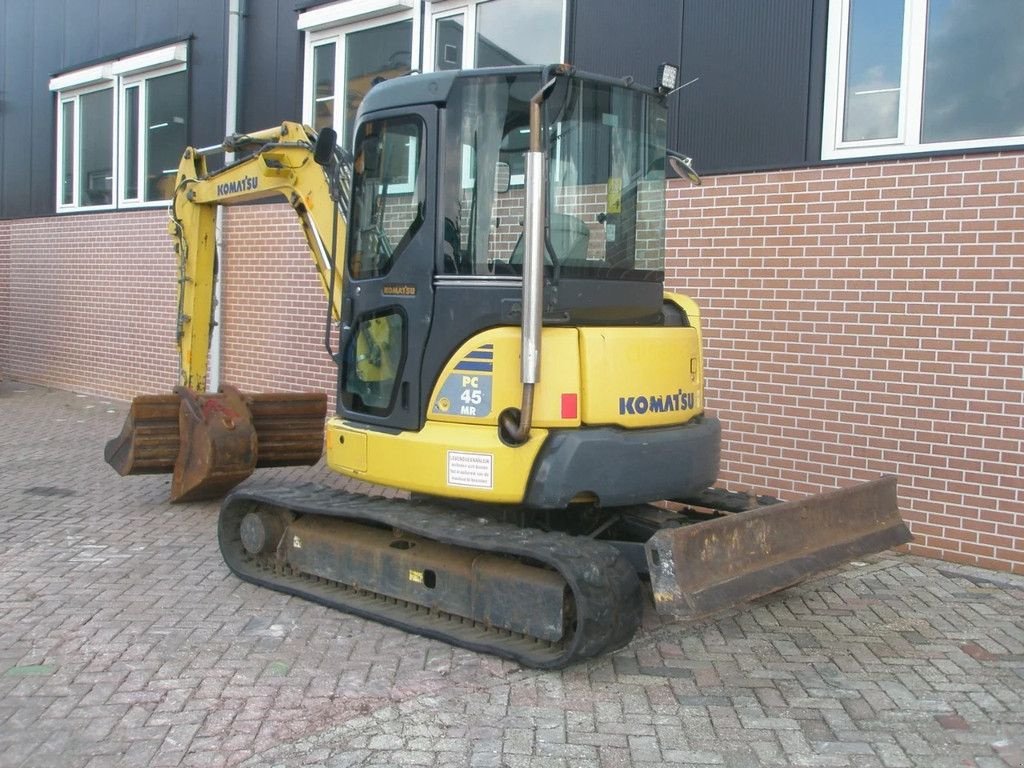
left=209, top=0, right=246, bottom=391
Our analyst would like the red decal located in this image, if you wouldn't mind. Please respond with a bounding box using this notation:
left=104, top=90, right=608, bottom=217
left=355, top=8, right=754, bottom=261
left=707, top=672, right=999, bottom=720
left=561, top=393, right=578, bottom=420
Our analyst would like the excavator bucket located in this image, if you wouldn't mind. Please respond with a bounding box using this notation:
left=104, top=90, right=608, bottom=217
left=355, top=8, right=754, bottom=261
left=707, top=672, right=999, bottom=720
left=104, top=386, right=327, bottom=502
left=170, top=386, right=258, bottom=502
left=646, top=476, right=911, bottom=619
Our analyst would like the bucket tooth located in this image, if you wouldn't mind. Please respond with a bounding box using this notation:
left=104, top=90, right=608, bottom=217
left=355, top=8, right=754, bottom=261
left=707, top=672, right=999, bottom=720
left=647, top=476, right=912, bottom=619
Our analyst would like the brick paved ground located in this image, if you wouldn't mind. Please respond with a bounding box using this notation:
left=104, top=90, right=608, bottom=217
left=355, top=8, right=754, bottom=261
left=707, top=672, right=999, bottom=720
left=1, top=380, right=1022, bottom=768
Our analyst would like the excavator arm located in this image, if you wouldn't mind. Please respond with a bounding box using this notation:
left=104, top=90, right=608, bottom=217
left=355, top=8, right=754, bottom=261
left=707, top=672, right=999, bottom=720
left=105, top=122, right=349, bottom=501
left=171, top=122, right=347, bottom=390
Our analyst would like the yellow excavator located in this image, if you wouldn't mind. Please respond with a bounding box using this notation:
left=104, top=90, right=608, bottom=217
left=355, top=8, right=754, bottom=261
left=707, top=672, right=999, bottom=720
left=106, top=64, right=910, bottom=668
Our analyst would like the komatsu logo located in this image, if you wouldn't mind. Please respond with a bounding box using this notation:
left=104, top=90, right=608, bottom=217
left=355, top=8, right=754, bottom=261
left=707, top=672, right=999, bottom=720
left=216, top=176, right=258, bottom=196
left=619, top=389, right=696, bottom=415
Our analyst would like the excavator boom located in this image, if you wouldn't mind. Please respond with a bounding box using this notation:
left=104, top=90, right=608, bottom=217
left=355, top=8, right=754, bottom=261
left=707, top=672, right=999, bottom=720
left=106, top=122, right=347, bottom=500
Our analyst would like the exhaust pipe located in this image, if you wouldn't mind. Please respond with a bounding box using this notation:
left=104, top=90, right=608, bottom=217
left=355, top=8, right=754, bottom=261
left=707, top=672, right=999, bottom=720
left=503, top=76, right=556, bottom=445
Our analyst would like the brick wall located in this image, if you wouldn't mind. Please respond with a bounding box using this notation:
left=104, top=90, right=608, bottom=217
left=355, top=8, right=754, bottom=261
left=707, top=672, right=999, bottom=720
left=218, top=205, right=337, bottom=402
left=667, top=152, right=1023, bottom=574
left=2, top=151, right=1021, bottom=574
left=1, top=210, right=177, bottom=399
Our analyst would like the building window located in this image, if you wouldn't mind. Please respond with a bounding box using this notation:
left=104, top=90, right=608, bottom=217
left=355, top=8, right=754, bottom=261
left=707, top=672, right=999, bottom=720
left=822, top=0, right=1024, bottom=160
left=425, top=0, right=564, bottom=73
left=50, top=42, right=188, bottom=211
left=299, top=0, right=564, bottom=145
left=300, top=2, right=418, bottom=145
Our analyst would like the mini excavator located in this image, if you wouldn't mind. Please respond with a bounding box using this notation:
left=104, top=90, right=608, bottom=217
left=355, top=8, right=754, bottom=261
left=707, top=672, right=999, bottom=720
left=106, top=64, right=911, bottom=668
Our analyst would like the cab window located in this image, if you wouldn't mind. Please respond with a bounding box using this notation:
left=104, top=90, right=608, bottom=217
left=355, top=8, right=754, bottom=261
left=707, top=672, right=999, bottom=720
left=348, top=116, right=425, bottom=279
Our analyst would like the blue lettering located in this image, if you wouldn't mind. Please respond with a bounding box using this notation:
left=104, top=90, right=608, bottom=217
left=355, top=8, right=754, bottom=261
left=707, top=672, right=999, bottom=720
left=618, top=389, right=698, bottom=416
left=216, top=176, right=258, bottom=196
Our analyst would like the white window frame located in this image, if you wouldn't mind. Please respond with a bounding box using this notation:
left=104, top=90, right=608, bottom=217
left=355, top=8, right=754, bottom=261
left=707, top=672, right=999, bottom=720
left=117, top=64, right=188, bottom=208
left=300, top=1, right=421, bottom=147
left=423, top=0, right=566, bottom=73
left=823, top=0, right=1024, bottom=160
left=50, top=42, right=188, bottom=212
left=55, top=82, right=117, bottom=212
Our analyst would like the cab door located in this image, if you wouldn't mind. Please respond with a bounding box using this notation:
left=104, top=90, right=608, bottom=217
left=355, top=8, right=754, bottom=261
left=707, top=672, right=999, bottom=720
left=337, top=107, right=436, bottom=432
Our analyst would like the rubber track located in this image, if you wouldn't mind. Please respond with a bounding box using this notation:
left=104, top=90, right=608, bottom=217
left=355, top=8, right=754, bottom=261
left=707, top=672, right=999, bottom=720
left=219, top=483, right=643, bottom=669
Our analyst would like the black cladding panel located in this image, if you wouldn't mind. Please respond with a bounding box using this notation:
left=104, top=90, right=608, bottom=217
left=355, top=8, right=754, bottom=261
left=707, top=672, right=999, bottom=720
left=0, top=0, right=227, bottom=219
left=568, top=0, right=823, bottom=176
left=569, top=0, right=683, bottom=89
left=676, top=0, right=821, bottom=175
left=2, top=0, right=829, bottom=219
left=240, top=1, right=305, bottom=132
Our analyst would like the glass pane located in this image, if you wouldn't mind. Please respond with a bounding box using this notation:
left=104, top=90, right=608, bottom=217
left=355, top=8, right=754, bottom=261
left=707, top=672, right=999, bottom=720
left=546, top=76, right=666, bottom=276
left=313, top=42, right=336, bottom=132
left=922, top=0, right=1024, bottom=143
left=434, top=15, right=465, bottom=71
left=78, top=88, right=114, bottom=206
left=842, top=0, right=903, bottom=142
left=145, top=70, right=187, bottom=201
left=348, top=116, right=423, bottom=280
left=123, top=86, right=140, bottom=200
left=475, top=0, right=561, bottom=67
left=344, top=21, right=413, bottom=135
left=442, top=75, right=535, bottom=275
left=442, top=73, right=666, bottom=280
left=60, top=101, right=75, bottom=206
left=343, top=310, right=405, bottom=414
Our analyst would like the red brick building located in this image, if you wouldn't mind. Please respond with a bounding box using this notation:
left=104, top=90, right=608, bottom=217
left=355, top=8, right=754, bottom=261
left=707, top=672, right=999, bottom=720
left=1, top=1, right=1022, bottom=573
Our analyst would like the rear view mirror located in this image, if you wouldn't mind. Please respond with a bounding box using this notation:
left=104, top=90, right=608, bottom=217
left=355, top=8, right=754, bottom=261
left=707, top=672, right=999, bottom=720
left=494, top=162, right=511, bottom=194
left=314, top=127, right=338, bottom=167
left=667, top=150, right=701, bottom=186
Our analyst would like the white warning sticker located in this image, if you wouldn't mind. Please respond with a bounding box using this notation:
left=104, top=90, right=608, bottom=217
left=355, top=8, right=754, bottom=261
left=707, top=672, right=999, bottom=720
left=447, top=451, right=494, bottom=489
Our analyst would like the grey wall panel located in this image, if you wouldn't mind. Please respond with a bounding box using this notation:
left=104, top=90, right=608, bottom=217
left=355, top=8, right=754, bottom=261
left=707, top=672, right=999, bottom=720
left=31, top=0, right=67, bottom=215
left=2, top=0, right=33, bottom=219
left=804, top=0, right=827, bottom=165
left=1, top=0, right=64, bottom=219
left=293, top=0, right=335, bottom=11
left=239, top=1, right=304, bottom=132
left=136, top=1, right=178, bottom=47
left=676, top=0, right=815, bottom=175
left=569, top=0, right=683, bottom=86
left=0, top=0, right=5, bottom=217
left=63, top=1, right=101, bottom=66
left=98, top=0, right=139, bottom=55
left=178, top=0, right=227, bottom=150
left=0, top=0, right=227, bottom=219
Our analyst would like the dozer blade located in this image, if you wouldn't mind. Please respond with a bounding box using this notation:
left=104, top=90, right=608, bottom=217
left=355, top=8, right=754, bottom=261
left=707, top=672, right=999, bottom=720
left=104, top=386, right=327, bottom=502
left=646, top=476, right=911, bottom=620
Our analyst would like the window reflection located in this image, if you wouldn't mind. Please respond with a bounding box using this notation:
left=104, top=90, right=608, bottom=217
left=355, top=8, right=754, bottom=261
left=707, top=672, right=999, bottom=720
left=475, top=0, right=561, bottom=67
left=344, top=310, right=405, bottom=414
left=79, top=88, right=114, bottom=206
left=60, top=101, right=74, bottom=206
left=145, top=71, right=187, bottom=201
left=922, top=0, right=1024, bottom=143
left=435, top=15, right=465, bottom=71
left=348, top=117, right=424, bottom=280
left=123, top=86, right=139, bottom=199
left=842, top=0, right=904, bottom=142
left=313, top=43, right=336, bottom=133
left=344, top=21, right=413, bottom=135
